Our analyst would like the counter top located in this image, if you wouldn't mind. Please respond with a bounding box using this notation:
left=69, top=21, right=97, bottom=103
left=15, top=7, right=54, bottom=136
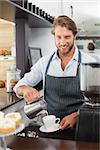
left=0, top=88, right=22, bottom=110
left=6, top=136, right=99, bottom=150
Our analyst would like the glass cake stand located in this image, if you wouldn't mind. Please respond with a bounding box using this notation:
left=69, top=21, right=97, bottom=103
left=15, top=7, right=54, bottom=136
left=0, top=124, right=24, bottom=150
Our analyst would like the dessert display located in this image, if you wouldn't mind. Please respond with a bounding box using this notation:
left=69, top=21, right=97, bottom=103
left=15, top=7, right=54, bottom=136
left=5, top=112, right=22, bottom=126
left=0, top=111, right=24, bottom=150
left=0, top=118, right=16, bottom=134
left=0, top=111, right=23, bottom=134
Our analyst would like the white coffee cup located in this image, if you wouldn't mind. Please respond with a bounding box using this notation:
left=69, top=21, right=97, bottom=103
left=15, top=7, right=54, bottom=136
left=42, top=115, right=60, bottom=131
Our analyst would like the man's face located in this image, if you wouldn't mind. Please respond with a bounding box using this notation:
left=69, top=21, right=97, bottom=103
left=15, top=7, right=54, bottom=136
left=54, top=25, right=75, bottom=56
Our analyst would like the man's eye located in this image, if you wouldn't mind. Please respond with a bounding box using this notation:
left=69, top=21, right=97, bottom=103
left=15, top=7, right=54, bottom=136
left=65, top=36, right=70, bottom=39
left=57, top=36, right=61, bottom=39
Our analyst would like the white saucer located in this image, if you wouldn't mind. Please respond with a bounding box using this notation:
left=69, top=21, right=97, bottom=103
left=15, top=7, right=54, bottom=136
left=39, top=124, right=60, bottom=133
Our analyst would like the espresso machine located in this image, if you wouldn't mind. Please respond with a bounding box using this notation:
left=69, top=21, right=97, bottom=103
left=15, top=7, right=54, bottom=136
left=76, top=63, right=100, bottom=142
left=80, top=63, right=100, bottom=103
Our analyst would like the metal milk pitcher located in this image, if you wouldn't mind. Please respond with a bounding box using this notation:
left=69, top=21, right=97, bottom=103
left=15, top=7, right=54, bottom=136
left=24, top=98, right=48, bottom=119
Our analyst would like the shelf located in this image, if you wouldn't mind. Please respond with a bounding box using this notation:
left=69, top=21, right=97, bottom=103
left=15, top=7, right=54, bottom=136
left=0, top=0, right=52, bottom=28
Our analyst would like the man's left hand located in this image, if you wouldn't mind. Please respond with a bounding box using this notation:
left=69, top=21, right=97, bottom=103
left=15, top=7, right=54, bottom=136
left=59, top=112, right=78, bottom=130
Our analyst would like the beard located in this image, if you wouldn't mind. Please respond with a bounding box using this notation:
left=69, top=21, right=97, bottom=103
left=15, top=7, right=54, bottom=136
left=57, top=42, right=74, bottom=56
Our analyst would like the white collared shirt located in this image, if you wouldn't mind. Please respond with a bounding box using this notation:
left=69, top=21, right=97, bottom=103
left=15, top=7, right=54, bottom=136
left=14, top=47, right=96, bottom=95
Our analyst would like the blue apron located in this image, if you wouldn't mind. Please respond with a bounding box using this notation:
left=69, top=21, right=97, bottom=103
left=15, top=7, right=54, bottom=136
left=44, top=51, right=84, bottom=119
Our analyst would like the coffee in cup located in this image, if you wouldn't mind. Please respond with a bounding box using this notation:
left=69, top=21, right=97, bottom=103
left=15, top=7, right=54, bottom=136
left=42, top=115, right=60, bottom=131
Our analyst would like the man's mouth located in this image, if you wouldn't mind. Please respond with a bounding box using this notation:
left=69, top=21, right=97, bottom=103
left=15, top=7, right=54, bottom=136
left=60, top=46, right=67, bottom=51
left=60, top=45, right=68, bottom=49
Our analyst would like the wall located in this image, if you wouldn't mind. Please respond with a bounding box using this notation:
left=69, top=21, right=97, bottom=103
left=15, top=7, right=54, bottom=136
left=29, top=28, right=56, bottom=56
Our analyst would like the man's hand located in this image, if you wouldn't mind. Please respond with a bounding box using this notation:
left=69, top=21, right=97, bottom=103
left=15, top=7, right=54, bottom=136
left=17, top=85, right=40, bottom=103
left=59, top=112, right=77, bottom=130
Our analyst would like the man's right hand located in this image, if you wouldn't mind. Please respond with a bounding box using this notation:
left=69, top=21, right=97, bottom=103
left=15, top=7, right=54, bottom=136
left=17, top=85, right=40, bottom=103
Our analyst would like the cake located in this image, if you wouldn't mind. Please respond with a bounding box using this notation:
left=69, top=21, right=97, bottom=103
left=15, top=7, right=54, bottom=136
left=0, top=111, right=4, bottom=120
left=5, top=112, right=22, bottom=126
left=0, top=118, right=16, bottom=134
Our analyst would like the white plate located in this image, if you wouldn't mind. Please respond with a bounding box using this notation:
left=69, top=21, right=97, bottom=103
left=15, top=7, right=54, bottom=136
left=39, top=124, right=60, bottom=133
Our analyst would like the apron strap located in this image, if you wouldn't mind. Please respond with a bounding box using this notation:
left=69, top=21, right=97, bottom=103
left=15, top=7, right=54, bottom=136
left=45, top=52, right=55, bottom=74
left=44, top=52, right=55, bottom=95
left=77, top=51, right=81, bottom=76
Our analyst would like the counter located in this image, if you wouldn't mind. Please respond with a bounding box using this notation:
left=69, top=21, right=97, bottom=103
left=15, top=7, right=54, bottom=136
left=0, top=88, right=22, bottom=111
left=6, top=136, right=99, bottom=150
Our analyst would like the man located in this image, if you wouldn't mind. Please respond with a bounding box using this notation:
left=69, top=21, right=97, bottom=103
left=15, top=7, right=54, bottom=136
left=14, top=16, right=96, bottom=139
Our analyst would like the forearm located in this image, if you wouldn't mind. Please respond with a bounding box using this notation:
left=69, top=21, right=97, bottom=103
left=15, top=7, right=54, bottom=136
left=70, top=112, right=78, bottom=119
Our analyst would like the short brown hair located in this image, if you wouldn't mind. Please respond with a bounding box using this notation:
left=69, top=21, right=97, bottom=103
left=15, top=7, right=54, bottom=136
left=51, top=15, right=77, bottom=36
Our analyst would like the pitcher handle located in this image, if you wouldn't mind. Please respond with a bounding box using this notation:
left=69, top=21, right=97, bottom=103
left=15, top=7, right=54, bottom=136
left=36, top=110, right=48, bottom=116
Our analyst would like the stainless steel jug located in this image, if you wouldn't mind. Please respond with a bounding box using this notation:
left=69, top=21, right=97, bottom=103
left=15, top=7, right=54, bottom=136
left=80, top=63, right=100, bottom=103
left=24, top=97, right=48, bottom=119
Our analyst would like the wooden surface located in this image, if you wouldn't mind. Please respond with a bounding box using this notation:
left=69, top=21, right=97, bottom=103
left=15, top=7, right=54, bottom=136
left=6, top=135, right=99, bottom=150
left=0, top=88, right=21, bottom=110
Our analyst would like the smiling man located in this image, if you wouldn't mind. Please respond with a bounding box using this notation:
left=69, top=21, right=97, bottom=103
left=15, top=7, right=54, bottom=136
left=14, top=16, right=96, bottom=140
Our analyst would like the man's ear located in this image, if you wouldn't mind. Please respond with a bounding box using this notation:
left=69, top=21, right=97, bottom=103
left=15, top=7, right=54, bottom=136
left=51, top=29, right=55, bottom=35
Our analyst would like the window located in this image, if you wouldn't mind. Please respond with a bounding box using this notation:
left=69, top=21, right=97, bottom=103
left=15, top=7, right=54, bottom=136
left=28, top=47, right=42, bottom=67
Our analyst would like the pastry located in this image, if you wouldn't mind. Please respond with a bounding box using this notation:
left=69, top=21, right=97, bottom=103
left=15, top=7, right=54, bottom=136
left=0, top=118, right=16, bottom=134
left=0, top=49, right=11, bottom=56
left=5, top=112, right=22, bottom=126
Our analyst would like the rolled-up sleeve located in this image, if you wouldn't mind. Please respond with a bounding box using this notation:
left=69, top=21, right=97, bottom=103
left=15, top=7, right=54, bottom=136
left=14, top=58, right=43, bottom=96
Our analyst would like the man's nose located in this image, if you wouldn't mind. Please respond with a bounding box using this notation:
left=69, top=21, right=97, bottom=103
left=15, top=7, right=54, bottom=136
left=60, top=37, right=66, bottom=45
left=60, top=40, right=66, bottom=46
